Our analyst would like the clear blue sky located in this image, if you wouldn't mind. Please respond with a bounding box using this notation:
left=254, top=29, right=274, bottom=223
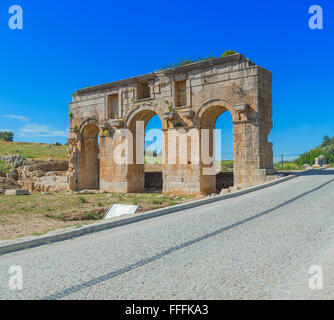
left=0, top=0, right=333, bottom=158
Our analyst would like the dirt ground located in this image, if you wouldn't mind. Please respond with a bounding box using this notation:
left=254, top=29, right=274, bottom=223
left=0, top=192, right=199, bottom=240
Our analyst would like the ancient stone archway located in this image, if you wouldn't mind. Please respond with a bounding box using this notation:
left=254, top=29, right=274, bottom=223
left=68, top=53, right=274, bottom=194
left=197, top=101, right=236, bottom=194
left=79, top=121, right=100, bottom=190
left=126, top=108, right=165, bottom=193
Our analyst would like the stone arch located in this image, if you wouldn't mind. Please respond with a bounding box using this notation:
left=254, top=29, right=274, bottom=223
left=125, top=107, right=165, bottom=193
left=79, top=122, right=100, bottom=190
left=196, top=99, right=238, bottom=126
left=125, top=105, right=166, bottom=130
left=197, top=100, right=237, bottom=194
left=79, top=117, right=99, bottom=135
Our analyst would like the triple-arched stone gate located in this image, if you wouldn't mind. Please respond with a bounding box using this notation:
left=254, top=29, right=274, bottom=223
left=68, top=53, right=274, bottom=194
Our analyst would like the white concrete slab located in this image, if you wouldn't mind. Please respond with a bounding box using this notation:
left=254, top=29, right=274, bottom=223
left=104, top=204, right=139, bottom=219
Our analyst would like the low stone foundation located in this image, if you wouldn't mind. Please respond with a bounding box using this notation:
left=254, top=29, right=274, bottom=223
left=14, top=160, right=70, bottom=193
left=143, top=168, right=235, bottom=194
left=33, top=174, right=69, bottom=192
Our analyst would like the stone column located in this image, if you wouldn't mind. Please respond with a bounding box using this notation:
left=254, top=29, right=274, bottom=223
left=233, top=118, right=274, bottom=189
left=99, top=128, right=135, bottom=193
left=162, top=127, right=204, bottom=195
left=68, top=136, right=80, bottom=191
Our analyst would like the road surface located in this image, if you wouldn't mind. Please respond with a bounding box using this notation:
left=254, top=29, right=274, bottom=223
left=1, top=170, right=334, bottom=299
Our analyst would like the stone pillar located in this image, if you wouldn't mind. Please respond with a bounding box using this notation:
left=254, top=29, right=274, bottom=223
left=99, top=129, right=137, bottom=193
left=162, top=127, right=204, bottom=195
left=199, top=126, right=217, bottom=195
left=233, top=118, right=274, bottom=189
left=68, top=136, right=80, bottom=191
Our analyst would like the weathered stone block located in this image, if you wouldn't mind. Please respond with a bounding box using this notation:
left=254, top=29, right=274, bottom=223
left=5, top=189, right=29, bottom=196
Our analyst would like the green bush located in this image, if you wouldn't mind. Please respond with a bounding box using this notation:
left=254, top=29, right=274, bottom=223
left=295, top=148, right=334, bottom=166
left=220, top=160, right=234, bottom=171
left=274, top=162, right=303, bottom=171
left=0, top=159, right=12, bottom=174
left=79, top=197, right=88, bottom=204
left=221, top=50, right=237, bottom=58
left=0, top=131, right=14, bottom=142
left=160, top=55, right=219, bottom=69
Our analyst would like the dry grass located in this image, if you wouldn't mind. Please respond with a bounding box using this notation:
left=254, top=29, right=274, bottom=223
left=0, top=192, right=198, bottom=240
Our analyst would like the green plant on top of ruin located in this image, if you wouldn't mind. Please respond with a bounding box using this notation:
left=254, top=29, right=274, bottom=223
left=221, top=50, right=238, bottom=58
left=160, top=55, right=219, bottom=69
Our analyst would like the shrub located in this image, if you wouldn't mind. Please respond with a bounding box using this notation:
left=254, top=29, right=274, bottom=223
left=79, top=197, right=88, bottom=204
left=221, top=50, right=237, bottom=58
left=0, top=159, right=12, bottom=174
left=295, top=148, right=334, bottom=166
left=0, top=131, right=14, bottom=142
left=160, top=55, right=219, bottom=69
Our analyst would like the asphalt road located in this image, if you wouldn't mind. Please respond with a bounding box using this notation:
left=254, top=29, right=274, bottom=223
left=1, top=170, right=334, bottom=300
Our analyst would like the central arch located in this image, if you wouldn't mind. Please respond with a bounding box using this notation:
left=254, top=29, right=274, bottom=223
left=198, top=101, right=237, bottom=194
left=126, top=107, right=165, bottom=193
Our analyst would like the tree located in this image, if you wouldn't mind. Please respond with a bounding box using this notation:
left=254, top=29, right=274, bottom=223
left=322, top=135, right=331, bottom=147
left=153, top=150, right=157, bottom=157
left=0, top=131, right=14, bottom=142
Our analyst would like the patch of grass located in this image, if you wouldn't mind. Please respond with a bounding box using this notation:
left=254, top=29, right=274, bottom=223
left=85, top=210, right=104, bottom=220
left=144, top=155, right=162, bottom=164
left=274, top=161, right=303, bottom=171
left=79, top=197, right=88, bottom=204
left=220, top=160, right=234, bottom=172
left=0, top=141, right=68, bottom=160
left=0, top=192, right=197, bottom=240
